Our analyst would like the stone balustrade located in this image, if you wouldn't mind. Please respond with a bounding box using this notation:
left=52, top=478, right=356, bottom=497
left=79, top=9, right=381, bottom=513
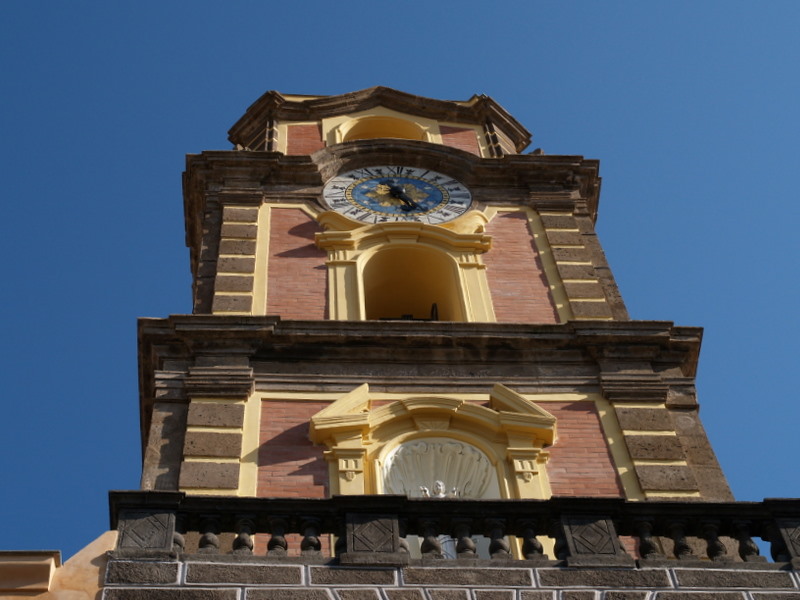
left=109, top=491, right=800, bottom=568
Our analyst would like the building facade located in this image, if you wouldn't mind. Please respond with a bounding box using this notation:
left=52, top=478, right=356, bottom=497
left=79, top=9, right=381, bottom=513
left=3, top=87, right=799, bottom=599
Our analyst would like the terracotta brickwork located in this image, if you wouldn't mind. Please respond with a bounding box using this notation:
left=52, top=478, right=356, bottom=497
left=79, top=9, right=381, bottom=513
left=286, top=123, right=324, bottom=155
left=267, top=208, right=328, bottom=319
left=546, top=401, right=624, bottom=497
left=439, top=125, right=480, bottom=155
left=483, top=211, right=559, bottom=324
left=257, top=397, right=620, bottom=501
left=258, top=400, right=329, bottom=499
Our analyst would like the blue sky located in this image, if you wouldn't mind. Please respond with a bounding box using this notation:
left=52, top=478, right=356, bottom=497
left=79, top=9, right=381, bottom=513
left=1, top=2, right=798, bottom=559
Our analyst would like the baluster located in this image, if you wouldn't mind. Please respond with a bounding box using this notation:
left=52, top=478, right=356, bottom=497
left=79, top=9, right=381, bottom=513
left=519, top=520, right=544, bottom=560
left=172, top=513, right=186, bottom=554
left=734, top=520, right=764, bottom=562
left=550, top=520, right=568, bottom=561
left=233, top=517, right=254, bottom=555
left=198, top=516, right=220, bottom=554
left=635, top=518, right=662, bottom=560
left=766, top=522, right=790, bottom=563
left=669, top=520, right=694, bottom=560
left=452, top=519, right=477, bottom=559
left=268, top=517, right=289, bottom=556
left=334, top=518, right=347, bottom=557
left=419, top=518, right=443, bottom=558
left=486, top=518, right=510, bottom=559
left=300, top=518, right=322, bottom=556
left=701, top=520, right=727, bottom=561
left=398, top=518, right=410, bottom=555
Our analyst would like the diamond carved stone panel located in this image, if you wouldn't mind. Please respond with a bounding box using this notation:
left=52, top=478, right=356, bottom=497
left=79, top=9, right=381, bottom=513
left=776, top=518, right=800, bottom=560
left=347, top=514, right=399, bottom=553
left=116, top=510, right=175, bottom=551
left=561, top=514, right=634, bottom=567
left=340, top=513, right=407, bottom=566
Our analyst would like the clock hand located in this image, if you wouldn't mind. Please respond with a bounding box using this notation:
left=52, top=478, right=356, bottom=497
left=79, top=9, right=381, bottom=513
left=387, top=182, right=420, bottom=211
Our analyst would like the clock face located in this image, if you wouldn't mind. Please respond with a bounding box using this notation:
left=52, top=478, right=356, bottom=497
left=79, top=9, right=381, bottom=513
left=322, top=166, right=472, bottom=225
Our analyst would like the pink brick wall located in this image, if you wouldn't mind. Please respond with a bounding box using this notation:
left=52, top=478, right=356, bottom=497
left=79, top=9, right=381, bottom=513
left=440, top=125, right=480, bottom=155
left=267, top=208, right=328, bottom=319
left=483, top=211, right=559, bottom=323
left=546, top=401, right=624, bottom=497
left=286, top=123, right=324, bottom=155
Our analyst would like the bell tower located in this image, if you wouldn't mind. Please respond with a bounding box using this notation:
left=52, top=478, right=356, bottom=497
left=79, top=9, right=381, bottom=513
left=140, top=86, right=731, bottom=534
left=9, top=87, right=800, bottom=599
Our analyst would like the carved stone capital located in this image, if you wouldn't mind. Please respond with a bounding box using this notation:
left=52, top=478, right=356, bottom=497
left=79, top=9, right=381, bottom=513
left=184, top=365, right=254, bottom=398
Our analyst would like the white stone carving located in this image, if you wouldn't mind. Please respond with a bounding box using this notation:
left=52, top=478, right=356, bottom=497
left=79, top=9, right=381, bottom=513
left=382, top=438, right=493, bottom=498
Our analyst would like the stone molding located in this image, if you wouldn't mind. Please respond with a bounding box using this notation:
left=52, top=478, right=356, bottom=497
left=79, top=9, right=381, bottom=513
left=101, top=559, right=800, bottom=599
left=227, top=87, right=531, bottom=153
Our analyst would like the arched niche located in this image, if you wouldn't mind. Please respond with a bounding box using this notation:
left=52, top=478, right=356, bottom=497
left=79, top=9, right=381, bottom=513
left=363, top=246, right=464, bottom=321
left=308, top=383, right=557, bottom=500
left=315, top=218, right=495, bottom=322
left=342, top=116, right=426, bottom=142
left=382, top=437, right=500, bottom=499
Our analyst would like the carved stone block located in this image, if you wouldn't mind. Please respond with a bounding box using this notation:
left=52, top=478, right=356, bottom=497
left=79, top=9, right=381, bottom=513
left=339, top=513, right=407, bottom=566
left=116, top=510, right=175, bottom=551
left=560, top=515, right=634, bottom=567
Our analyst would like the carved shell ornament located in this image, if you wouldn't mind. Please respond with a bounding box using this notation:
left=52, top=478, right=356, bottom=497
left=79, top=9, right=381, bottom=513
left=382, top=438, right=493, bottom=498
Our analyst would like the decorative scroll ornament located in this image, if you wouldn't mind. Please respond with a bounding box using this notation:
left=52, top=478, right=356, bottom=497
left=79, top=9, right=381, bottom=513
left=382, top=438, right=493, bottom=498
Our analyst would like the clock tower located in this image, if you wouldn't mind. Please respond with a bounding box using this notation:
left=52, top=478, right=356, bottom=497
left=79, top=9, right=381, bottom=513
left=8, top=86, right=800, bottom=600
left=138, top=86, right=730, bottom=513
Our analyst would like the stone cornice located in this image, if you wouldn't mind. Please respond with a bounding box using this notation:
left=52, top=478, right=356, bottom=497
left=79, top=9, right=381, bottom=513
left=138, top=317, right=702, bottom=450
left=227, top=87, right=531, bottom=153
left=183, top=144, right=602, bottom=272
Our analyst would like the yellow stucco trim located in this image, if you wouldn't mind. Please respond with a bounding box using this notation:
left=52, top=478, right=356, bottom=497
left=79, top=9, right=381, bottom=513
left=316, top=217, right=496, bottom=322
left=322, top=107, right=445, bottom=147
left=238, top=390, right=261, bottom=496
left=251, top=203, right=271, bottom=315
left=644, top=490, right=703, bottom=499
left=180, top=391, right=258, bottom=496
left=594, top=396, right=646, bottom=501
left=623, top=430, right=678, bottom=436
left=262, top=389, right=645, bottom=501
left=309, top=384, right=557, bottom=501
left=483, top=206, right=573, bottom=322
left=186, top=426, right=242, bottom=433
left=180, top=488, right=239, bottom=496
left=632, top=459, right=689, bottom=466
left=619, top=402, right=668, bottom=409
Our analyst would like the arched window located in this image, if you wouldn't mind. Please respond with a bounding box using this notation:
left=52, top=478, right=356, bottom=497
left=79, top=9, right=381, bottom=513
left=342, top=116, right=426, bottom=142
left=362, top=246, right=464, bottom=321
left=315, top=218, right=495, bottom=322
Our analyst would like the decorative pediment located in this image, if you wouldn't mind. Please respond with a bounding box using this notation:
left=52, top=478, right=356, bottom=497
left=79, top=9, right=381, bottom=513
left=309, top=384, right=556, bottom=454
left=309, top=383, right=557, bottom=499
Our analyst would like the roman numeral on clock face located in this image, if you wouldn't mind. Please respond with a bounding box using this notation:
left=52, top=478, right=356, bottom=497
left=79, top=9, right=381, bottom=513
left=323, top=166, right=472, bottom=224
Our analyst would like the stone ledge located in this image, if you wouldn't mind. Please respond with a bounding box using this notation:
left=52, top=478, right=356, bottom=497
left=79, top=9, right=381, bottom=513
left=106, top=560, right=180, bottom=585
left=651, top=593, right=744, bottom=600
left=247, top=590, right=333, bottom=600
left=402, top=567, right=532, bottom=587
left=310, top=567, right=396, bottom=586
left=185, top=562, right=303, bottom=585
left=105, top=589, right=238, bottom=600
left=334, top=588, right=381, bottom=600
left=672, top=567, right=796, bottom=589
left=537, top=568, right=672, bottom=588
